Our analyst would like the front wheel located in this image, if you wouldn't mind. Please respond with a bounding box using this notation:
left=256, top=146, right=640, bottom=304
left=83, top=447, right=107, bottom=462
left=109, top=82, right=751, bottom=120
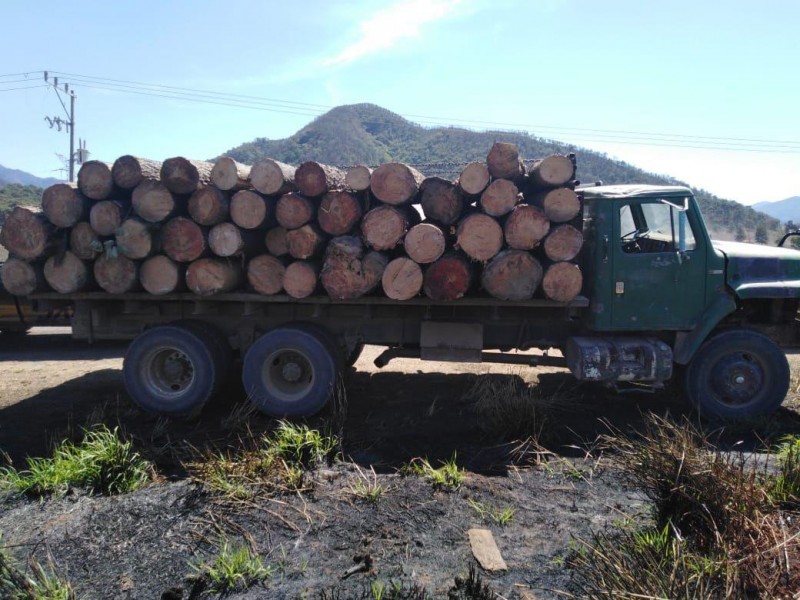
left=684, top=329, right=790, bottom=421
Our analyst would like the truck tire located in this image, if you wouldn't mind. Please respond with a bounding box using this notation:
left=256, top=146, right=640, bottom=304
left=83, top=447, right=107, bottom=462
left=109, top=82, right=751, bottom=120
left=685, top=329, right=789, bottom=421
left=243, top=326, right=338, bottom=418
left=172, top=320, right=233, bottom=387
left=123, top=323, right=224, bottom=416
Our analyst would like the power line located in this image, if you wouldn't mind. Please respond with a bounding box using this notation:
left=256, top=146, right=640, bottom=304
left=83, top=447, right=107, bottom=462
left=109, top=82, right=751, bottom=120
left=0, top=71, right=44, bottom=79
left=0, top=85, right=48, bottom=92
left=42, top=70, right=800, bottom=154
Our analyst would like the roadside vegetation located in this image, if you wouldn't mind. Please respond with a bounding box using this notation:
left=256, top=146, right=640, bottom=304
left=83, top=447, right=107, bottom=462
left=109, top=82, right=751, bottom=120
left=569, top=415, right=800, bottom=598
left=0, top=536, right=74, bottom=600
left=189, top=537, right=271, bottom=595
left=402, top=453, right=464, bottom=490
left=0, top=425, right=151, bottom=498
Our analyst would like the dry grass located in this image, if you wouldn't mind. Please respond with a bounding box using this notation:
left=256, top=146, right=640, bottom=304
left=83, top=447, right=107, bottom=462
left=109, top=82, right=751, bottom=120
left=569, top=415, right=800, bottom=598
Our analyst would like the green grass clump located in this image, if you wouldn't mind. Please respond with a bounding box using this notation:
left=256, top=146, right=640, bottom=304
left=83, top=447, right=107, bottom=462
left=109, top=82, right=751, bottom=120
left=467, top=499, right=514, bottom=526
left=193, top=420, right=339, bottom=498
left=403, top=453, right=464, bottom=490
left=192, top=539, right=271, bottom=594
left=0, top=536, right=75, bottom=600
left=0, top=425, right=150, bottom=497
left=771, top=434, right=800, bottom=505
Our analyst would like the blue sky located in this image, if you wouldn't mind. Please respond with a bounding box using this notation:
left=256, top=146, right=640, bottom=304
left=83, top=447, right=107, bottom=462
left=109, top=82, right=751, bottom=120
left=1, top=0, right=798, bottom=205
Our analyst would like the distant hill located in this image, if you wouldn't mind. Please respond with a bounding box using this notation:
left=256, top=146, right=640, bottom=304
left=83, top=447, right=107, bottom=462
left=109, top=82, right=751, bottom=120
left=221, top=104, right=781, bottom=242
left=0, top=165, right=61, bottom=189
left=753, top=196, right=800, bottom=224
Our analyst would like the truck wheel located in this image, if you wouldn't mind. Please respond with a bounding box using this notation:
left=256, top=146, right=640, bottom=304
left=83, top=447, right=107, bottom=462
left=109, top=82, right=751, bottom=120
left=123, top=324, right=224, bottom=416
left=685, top=329, right=789, bottom=421
left=172, top=320, right=233, bottom=386
left=242, top=326, right=338, bottom=418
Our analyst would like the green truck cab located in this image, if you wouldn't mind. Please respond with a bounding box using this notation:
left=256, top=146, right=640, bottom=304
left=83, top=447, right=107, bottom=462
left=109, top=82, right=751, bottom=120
left=572, top=184, right=797, bottom=419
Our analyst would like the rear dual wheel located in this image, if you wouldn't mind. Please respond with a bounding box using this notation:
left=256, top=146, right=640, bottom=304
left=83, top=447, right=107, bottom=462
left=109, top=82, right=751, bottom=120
left=123, top=321, right=231, bottom=416
left=243, top=324, right=340, bottom=418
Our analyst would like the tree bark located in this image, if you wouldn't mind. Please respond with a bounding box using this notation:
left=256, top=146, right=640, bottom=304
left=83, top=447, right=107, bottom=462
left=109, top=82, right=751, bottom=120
left=140, top=255, right=185, bottom=295
left=211, top=157, right=251, bottom=191
left=188, top=185, right=230, bottom=226
left=111, top=156, right=162, bottom=190
left=318, top=190, right=363, bottom=235
left=382, top=257, right=423, bottom=301
left=543, top=224, right=583, bottom=262
left=528, top=155, right=575, bottom=188
left=160, top=157, right=213, bottom=194
left=321, top=236, right=388, bottom=300
left=230, top=190, right=273, bottom=229
left=458, top=162, right=491, bottom=196
left=209, top=223, right=264, bottom=257
left=69, top=222, right=102, bottom=261
left=295, top=161, right=345, bottom=198
left=479, top=179, right=520, bottom=217
left=132, top=179, right=178, bottom=223
left=246, top=254, right=286, bottom=296
left=0, top=206, right=58, bottom=261
left=186, top=258, right=243, bottom=296
left=420, top=177, right=464, bottom=225
left=250, top=158, right=297, bottom=196
left=487, top=142, right=523, bottom=180
left=370, top=162, right=424, bottom=205
left=94, top=250, right=140, bottom=294
left=456, top=213, right=503, bottom=261
left=504, top=204, right=550, bottom=250
left=265, top=226, right=290, bottom=257
left=481, top=250, right=543, bottom=300
left=77, top=161, right=114, bottom=201
left=423, top=253, right=472, bottom=301
left=44, top=251, right=92, bottom=293
left=404, top=222, right=446, bottom=264
left=284, top=260, right=319, bottom=299
left=345, top=165, right=372, bottom=192
left=286, top=224, right=326, bottom=260
left=528, top=187, right=581, bottom=223
left=161, top=217, right=209, bottom=263
left=276, top=192, right=316, bottom=229
left=541, top=261, right=583, bottom=302
left=89, top=200, right=128, bottom=236
left=42, top=183, right=89, bottom=228
left=1, top=257, right=46, bottom=296
left=116, top=218, right=158, bottom=259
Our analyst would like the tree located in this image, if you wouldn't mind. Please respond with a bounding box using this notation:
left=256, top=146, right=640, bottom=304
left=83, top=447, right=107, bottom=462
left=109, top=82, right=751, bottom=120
left=755, top=224, right=768, bottom=244
left=735, top=226, right=746, bottom=242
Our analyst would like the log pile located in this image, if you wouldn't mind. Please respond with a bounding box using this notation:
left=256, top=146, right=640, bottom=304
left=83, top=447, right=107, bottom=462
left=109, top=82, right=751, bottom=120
left=0, top=144, right=584, bottom=302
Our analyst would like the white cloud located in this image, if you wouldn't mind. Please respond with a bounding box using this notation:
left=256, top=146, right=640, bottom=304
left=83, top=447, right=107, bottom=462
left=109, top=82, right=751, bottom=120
left=323, top=0, right=463, bottom=67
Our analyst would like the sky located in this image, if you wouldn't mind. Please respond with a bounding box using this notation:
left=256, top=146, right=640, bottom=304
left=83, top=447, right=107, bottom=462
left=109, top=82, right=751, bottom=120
left=1, top=0, right=798, bottom=206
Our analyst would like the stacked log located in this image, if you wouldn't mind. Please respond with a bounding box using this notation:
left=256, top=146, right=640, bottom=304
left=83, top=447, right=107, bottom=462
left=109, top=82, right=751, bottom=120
left=1, top=145, right=583, bottom=303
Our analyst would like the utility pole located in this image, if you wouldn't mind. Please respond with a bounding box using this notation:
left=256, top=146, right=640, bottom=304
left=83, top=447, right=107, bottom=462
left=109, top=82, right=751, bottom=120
left=43, top=71, right=78, bottom=182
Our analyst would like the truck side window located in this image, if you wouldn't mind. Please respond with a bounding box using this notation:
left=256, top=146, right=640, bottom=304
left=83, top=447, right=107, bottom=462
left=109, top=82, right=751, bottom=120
left=620, top=201, right=696, bottom=254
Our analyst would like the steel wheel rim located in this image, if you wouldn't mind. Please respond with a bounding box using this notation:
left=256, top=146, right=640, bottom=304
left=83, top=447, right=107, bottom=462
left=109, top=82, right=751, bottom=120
left=140, top=345, right=196, bottom=399
left=261, top=348, right=315, bottom=402
left=709, top=351, right=764, bottom=407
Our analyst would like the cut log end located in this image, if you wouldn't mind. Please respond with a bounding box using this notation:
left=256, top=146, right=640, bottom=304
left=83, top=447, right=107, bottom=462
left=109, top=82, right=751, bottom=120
left=211, top=157, right=251, bottom=191
left=345, top=165, right=372, bottom=191
left=486, top=142, right=523, bottom=180
left=94, top=252, right=139, bottom=294
left=0, top=206, right=54, bottom=261
left=265, top=227, right=290, bottom=257
left=321, top=236, right=388, bottom=300
left=535, top=188, right=581, bottom=223
left=382, top=257, right=423, bottom=301
left=231, top=190, right=271, bottom=230
left=116, top=218, right=156, bottom=259
left=529, top=155, right=575, bottom=188
left=481, top=250, right=543, bottom=301
left=542, top=262, right=583, bottom=302
left=186, top=258, right=242, bottom=296
left=318, top=191, right=363, bottom=236
left=370, top=163, right=424, bottom=205
left=132, top=179, right=176, bottom=223
left=69, top=222, right=102, bottom=261
left=42, top=183, right=87, bottom=228
left=250, top=158, right=296, bottom=196
left=44, top=251, right=90, bottom=294
left=456, top=213, right=503, bottom=261
left=480, top=179, right=519, bottom=217
left=362, top=206, right=408, bottom=251
left=458, top=162, right=491, bottom=196
left=276, top=193, right=315, bottom=230
left=420, top=177, right=464, bottom=225
left=423, top=254, right=472, bottom=301
left=247, top=254, right=286, bottom=296
left=140, top=255, right=184, bottom=295
left=296, top=161, right=345, bottom=198
left=77, top=161, right=114, bottom=201
left=112, top=156, right=162, bottom=190
left=284, top=261, right=318, bottom=299
left=161, top=157, right=212, bottom=195
left=404, top=223, right=446, bottom=264
left=188, top=186, right=230, bottom=226
left=89, top=200, right=126, bottom=237
left=544, top=224, right=584, bottom=262
left=161, top=217, right=208, bottom=263
left=1, top=258, right=44, bottom=296
left=504, top=205, right=550, bottom=250
left=286, top=224, right=326, bottom=260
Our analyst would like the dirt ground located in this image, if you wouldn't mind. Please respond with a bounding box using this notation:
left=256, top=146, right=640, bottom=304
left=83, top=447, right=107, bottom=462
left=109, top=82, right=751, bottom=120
left=1, top=328, right=800, bottom=599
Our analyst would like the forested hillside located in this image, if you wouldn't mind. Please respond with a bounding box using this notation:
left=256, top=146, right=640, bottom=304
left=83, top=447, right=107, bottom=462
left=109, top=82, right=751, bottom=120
left=0, top=183, right=42, bottom=220
left=223, top=104, right=781, bottom=242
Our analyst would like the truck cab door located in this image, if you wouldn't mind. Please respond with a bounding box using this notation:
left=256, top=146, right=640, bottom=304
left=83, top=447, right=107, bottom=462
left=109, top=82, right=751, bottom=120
left=611, top=198, right=707, bottom=330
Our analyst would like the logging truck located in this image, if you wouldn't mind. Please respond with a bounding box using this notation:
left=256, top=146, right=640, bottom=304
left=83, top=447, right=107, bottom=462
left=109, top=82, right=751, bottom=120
left=15, top=183, right=800, bottom=422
